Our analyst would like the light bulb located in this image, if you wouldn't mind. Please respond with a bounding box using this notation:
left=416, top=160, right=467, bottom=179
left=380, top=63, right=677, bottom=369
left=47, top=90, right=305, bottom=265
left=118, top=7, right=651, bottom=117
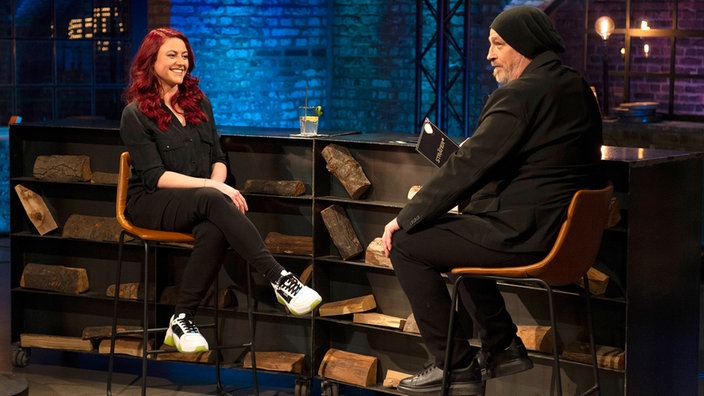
left=595, top=16, right=615, bottom=40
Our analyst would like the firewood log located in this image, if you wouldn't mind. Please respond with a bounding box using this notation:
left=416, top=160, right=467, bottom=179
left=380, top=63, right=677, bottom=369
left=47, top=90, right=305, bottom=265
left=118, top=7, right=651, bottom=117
left=353, top=312, right=406, bottom=329
left=321, top=144, right=371, bottom=199
left=14, top=184, right=58, bottom=235
left=20, top=263, right=89, bottom=294
left=517, top=325, right=560, bottom=354
left=62, top=214, right=125, bottom=242
left=383, top=369, right=412, bottom=388
left=21, top=333, right=94, bottom=352
left=264, top=232, right=313, bottom=256
left=321, top=205, right=363, bottom=260
left=365, top=237, right=392, bottom=268
left=561, top=341, right=625, bottom=370
left=242, top=179, right=306, bottom=196
left=33, top=155, right=91, bottom=182
left=318, top=294, right=376, bottom=317
left=90, top=171, right=118, bottom=185
left=97, top=338, right=155, bottom=357
left=243, top=351, right=305, bottom=374
left=318, top=348, right=377, bottom=387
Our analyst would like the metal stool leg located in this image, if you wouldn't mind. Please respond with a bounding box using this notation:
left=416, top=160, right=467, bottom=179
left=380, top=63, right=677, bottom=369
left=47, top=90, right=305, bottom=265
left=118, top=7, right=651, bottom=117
left=246, top=262, right=258, bottom=394
left=582, top=274, right=600, bottom=396
left=441, top=275, right=464, bottom=396
left=107, top=233, right=152, bottom=396
left=215, top=275, right=224, bottom=394
left=141, top=240, right=150, bottom=396
left=107, top=231, right=127, bottom=396
left=213, top=262, right=258, bottom=395
left=542, top=281, right=562, bottom=396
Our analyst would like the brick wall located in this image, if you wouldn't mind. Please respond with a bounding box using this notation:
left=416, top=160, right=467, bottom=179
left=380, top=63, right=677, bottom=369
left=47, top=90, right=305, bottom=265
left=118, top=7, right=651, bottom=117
left=148, top=0, right=171, bottom=29
left=573, top=0, right=704, bottom=117
left=169, top=0, right=504, bottom=136
left=467, top=1, right=511, bottom=134
left=168, top=0, right=703, bottom=134
left=331, top=1, right=415, bottom=133
left=170, top=0, right=330, bottom=129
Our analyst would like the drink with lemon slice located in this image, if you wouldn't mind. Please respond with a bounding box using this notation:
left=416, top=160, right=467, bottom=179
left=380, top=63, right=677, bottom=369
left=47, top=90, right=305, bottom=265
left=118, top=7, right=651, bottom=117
left=298, top=105, right=323, bottom=136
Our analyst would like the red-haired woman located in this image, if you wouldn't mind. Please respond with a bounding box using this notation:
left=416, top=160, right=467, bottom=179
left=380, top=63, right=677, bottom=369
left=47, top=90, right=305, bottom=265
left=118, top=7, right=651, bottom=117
left=120, top=27, right=321, bottom=353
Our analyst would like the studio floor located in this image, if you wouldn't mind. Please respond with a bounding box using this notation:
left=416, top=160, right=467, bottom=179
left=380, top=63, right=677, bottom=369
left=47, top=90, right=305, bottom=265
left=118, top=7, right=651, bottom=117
left=0, top=362, right=270, bottom=396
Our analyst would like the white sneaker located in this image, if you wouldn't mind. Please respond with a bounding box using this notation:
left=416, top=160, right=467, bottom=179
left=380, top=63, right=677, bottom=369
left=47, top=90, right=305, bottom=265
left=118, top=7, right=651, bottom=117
left=272, top=271, right=322, bottom=316
left=163, top=313, right=209, bottom=353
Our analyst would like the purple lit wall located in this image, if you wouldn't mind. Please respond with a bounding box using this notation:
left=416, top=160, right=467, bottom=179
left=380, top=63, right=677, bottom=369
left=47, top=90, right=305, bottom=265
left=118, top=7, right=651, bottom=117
left=554, top=0, right=704, bottom=118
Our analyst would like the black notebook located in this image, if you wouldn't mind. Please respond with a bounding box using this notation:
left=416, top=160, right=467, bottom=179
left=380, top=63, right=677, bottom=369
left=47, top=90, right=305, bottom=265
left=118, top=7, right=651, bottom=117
left=415, top=118, right=460, bottom=167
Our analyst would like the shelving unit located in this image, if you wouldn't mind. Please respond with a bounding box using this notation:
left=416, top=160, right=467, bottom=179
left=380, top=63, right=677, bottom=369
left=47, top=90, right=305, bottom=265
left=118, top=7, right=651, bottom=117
left=9, top=122, right=131, bottom=370
left=307, top=136, right=702, bottom=395
left=8, top=122, right=326, bottom=393
left=9, top=121, right=702, bottom=395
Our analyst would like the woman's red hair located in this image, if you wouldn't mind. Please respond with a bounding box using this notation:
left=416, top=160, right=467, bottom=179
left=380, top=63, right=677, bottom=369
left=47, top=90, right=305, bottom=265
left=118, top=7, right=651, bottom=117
left=124, top=27, right=207, bottom=131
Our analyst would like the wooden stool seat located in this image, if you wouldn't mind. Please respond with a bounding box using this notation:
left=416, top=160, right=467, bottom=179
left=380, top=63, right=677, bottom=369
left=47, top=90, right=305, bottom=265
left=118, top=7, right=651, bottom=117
left=114, top=152, right=194, bottom=243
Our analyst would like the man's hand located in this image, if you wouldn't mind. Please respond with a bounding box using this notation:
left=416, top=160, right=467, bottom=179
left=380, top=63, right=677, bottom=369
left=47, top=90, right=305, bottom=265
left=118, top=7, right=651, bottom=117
left=382, top=217, right=400, bottom=257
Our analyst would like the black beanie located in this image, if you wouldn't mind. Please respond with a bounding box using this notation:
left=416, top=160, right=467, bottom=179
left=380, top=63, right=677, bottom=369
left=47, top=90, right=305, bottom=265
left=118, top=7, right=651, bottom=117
left=490, top=6, right=565, bottom=58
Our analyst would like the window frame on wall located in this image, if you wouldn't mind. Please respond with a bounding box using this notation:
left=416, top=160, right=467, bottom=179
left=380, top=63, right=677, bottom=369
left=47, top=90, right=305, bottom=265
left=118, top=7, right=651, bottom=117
left=1, top=0, right=146, bottom=123
left=588, top=0, right=704, bottom=122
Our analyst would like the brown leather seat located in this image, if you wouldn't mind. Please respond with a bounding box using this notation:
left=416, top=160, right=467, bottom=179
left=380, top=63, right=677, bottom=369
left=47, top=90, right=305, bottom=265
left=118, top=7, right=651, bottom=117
left=441, top=184, right=614, bottom=396
left=115, top=151, right=194, bottom=243
left=107, top=151, right=257, bottom=395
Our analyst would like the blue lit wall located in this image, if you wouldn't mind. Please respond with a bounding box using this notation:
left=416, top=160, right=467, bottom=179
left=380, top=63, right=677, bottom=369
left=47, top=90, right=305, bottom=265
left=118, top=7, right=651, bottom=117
left=170, top=0, right=418, bottom=134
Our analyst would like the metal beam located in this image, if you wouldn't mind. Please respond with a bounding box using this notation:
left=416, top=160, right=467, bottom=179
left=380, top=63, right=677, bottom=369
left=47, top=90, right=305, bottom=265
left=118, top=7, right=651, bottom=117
left=416, top=0, right=470, bottom=137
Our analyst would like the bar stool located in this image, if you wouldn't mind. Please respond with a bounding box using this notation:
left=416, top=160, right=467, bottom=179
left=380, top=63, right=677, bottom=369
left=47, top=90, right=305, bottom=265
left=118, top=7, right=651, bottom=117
left=107, top=151, right=258, bottom=396
left=442, top=184, right=613, bottom=396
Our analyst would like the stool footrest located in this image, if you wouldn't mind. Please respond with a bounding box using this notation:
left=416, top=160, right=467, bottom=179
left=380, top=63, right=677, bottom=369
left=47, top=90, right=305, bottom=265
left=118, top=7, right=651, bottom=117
left=116, top=326, right=168, bottom=336
left=144, top=348, right=173, bottom=355
left=210, top=342, right=252, bottom=351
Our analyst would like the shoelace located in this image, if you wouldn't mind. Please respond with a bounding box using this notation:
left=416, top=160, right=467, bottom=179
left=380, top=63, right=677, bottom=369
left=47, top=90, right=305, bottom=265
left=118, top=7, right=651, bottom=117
left=174, top=315, right=200, bottom=334
left=278, top=275, right=303, bottom=297
left=416, top=363, right=438, bottom=378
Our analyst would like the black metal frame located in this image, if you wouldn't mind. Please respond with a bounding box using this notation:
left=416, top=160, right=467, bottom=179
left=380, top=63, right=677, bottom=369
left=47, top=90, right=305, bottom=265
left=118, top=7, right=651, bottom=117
left=441, top=274, right=600, bottom=396
left=415, top=0, right=471, bottom=137
left=106, top=230, right=259, bottom=396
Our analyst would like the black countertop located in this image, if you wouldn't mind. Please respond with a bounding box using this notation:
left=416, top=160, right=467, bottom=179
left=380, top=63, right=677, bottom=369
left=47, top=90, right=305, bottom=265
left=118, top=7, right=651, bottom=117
left=9, top=119, right=704, bottom=162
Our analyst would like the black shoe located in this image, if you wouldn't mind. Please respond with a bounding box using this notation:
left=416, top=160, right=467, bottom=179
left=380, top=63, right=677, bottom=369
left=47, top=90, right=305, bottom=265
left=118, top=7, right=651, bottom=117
left=478, top=336, right=533, bottom=380
left=397, top=361, right=484, bottom=395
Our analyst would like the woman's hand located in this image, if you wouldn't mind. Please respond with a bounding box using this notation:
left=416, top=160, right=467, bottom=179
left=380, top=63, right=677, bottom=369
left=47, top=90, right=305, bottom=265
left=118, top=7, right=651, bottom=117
left=206, top=179, right=248, bottom=213
left=204, top=163, right=248, bottom=212
left=156, top=170, right=248, bottom=213
left=382, top=217, right=400, bottom=257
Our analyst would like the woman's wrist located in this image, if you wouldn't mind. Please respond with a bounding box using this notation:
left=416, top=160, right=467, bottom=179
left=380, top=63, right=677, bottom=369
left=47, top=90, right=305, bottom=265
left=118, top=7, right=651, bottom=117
left=203, top=178, right=208, bottom=187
